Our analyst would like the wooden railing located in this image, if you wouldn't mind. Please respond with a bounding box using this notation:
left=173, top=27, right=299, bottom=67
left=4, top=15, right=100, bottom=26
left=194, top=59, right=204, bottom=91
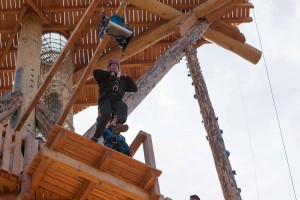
left=0, top=124, right=22, bottom=191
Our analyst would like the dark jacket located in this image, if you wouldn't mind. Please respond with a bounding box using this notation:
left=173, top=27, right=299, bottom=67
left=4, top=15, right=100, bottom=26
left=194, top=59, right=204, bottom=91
left=93, top=69, right=138, bottom=100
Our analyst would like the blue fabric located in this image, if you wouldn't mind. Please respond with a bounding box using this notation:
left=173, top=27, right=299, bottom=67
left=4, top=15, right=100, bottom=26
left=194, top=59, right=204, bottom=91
left=103, top=128, right=131, bottom=156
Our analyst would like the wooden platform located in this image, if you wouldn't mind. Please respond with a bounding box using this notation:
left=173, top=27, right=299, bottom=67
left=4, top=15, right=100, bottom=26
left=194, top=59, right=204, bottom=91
left=27, top=125, right=162, bottom=200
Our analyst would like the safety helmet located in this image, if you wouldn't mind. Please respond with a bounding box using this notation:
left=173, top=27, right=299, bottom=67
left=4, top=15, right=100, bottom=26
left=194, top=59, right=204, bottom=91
left=107, top=59, right=120, bottom=68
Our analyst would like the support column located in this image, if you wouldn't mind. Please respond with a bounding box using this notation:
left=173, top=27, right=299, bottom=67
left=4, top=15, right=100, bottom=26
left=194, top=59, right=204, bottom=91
left=185, top=44, right=242, bottom=200
left=12, top=13, right=43, bottom=198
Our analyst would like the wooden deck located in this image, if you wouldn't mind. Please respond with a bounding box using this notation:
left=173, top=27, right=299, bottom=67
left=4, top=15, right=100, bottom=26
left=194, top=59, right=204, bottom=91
left=27, top=125, right=162, bottom=200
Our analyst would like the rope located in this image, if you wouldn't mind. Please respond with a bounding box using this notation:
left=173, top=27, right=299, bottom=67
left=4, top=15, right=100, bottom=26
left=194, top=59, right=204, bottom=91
left=250, top=2, right=298, bottom=199
left=237, top=77, right=260, bottom=200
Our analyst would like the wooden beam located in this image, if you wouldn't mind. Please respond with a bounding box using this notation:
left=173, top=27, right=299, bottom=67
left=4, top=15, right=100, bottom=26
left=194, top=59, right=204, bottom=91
left=0, top=86, right=12, bottom=92
left=142, top=133, right=161, bottom=200
left=0, top=176, right=18, bottom=189
left=141, top=169, right=158, bottom=190
left=73, top=0, right=259, bottom=85
left=210, top=20, right=245, bottom=43
left=15, top=0, right=101, bottom=131
left=130, top=0, right=260, bottom=64
left=26, top=0, right=50, bottom=24
left=129, top=131, right=147, bottom=157
left=1, top=127, right=14, bottom=172
left=202, top=28, right=261, bottom=64
left=185, top=44, right=241, bottom=199
left=0, top=91, right=23, bottom=122
left=0, top=4, right=27, bottom=66
left=42, top=148, right=150, bottom=200
left=30, top=159, right=52, bottom=192
left=83, top=19, right=210, bottom=139
left=129, top=0, right=182, bottom=19
left=74, top=150, right=112, bottom=200
left=205, top=0, right=242, bottom=22
left=0, top=192, right=19, bottom=200
left=11, top=130, right=22, bottom=175
left=35, top=101, right=56, bottom=136
left=49, top=131, right=68, bottom=150
left=124, top=20, right=210, bottom=115
left=73, top=7, right=198, bottom=84
left=0, top=66, right=15, bottom=73
left=57, top=36, right=109, bottom=126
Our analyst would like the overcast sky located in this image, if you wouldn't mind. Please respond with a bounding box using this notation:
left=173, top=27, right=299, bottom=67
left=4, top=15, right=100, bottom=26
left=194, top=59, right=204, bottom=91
left=74, top=0, right=300, bottom=199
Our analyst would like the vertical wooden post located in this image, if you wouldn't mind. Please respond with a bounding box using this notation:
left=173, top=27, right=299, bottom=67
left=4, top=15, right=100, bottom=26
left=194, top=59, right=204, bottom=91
left=185, top=44, right=241, bottom=200
left=12, top=13, right=43, bottom=198
left=143, top=132, right=161, bottom=200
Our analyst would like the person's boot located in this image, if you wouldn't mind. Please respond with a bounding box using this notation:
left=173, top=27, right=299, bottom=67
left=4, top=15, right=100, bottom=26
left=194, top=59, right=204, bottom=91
left=91, top=136, right=99, bottom=142
left=114, top=123, right=129, bottom=134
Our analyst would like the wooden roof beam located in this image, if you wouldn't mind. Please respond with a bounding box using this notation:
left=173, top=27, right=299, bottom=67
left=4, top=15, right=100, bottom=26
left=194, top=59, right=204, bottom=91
left=203, top=28, right=261, bottom=64
left=210, top=20, right=245, bottom=43
left=72, top=6, right=202, bottom=84
left=0, top=5, right=27, bottom=66
left=73, top=0, right=259, bottom=85
left=26, top=0, right=50, bottom=24
left=131, top=0, right=261, bottom=64
left=15, top=0, right=102, bottom=131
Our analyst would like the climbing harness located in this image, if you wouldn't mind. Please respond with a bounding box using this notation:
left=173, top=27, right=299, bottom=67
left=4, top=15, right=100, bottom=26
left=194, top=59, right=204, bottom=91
left=98, top=0, right=134, bottom=52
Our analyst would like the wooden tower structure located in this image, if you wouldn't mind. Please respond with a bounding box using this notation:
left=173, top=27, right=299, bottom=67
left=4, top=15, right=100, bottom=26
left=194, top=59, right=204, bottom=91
left=0, top=0, right=262, bottom=199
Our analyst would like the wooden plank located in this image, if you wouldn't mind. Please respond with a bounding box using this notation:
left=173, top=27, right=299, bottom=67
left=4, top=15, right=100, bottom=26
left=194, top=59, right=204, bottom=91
left=36, top=187, right=44, bottom=200
left=129, top=131, right=147, bottom=157
left=194, top=0, right=232, bottom=19
left=42, top=148, right=150, bottom=200
left=202, top=27, right=262, bottom=64
left=0, top=91, right=23, bottom=122
left=42, top=174, right=78, bottom=194
left=96, top=150, right=112, bottom=171
left=1, top=127, right=13, bottom=172
left=0, top=174, right=18, bottom=189
left=11, top=130, right=22, bottom=175
left=74, top=180, right=96, bottom=200
left=0, top=5, right=27, bottom=66
left=129, top=0, right=182, bottom=19
left=141, top=170, right=158, bottom=190
left=46, top=167, right=84, bottom=188
left=30, top=159, right=52, bottom=191
left=25, top=0, right=50, bottom=24
left=91, top=187, right=119, bottom=200
left=15, top=0, right=102, bottom=131
left=49, top=130, right=68, bottom=151
left=143, top=133, right=161, bottom=199
left=0, top=192, right=19, bottom=199
left=40, top=180, right=74, bottom=199
left=0, top=124, right=4, bottom=153
left=43, top=189, right=53, bottom=199
left=205, top=0, right=242, bottom=22
left=210, top=20, right=245, bottom=43
left=106, top=163, right=143, bottom=185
